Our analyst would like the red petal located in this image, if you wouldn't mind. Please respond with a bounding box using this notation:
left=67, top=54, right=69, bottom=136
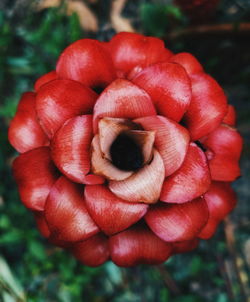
left=172, top=238, right=199, bottom=254
left=91, top=135, right=133, bottom=181
left=45, top=176, right=99, bottom=242
left=93, top=79, right=156, bottom=132
left=34, top=71, right=58, bottom=91
left=169, top=53, right=203, bottom=75
left=183, top=73, right=228, bottom=140
left=34, top=211, right=51, bottom=238
left=160, top=143, right=211, bottom=204
left=134, top=115, right=190, bottom=176
left=71, top=234, right=109, bottom=267
left=202, top=124, right=243, bottom=181
left=36, top=79, right=97, bottom=138
left=107, top=32, right=172, bottom=77
left=199, top=182, right=237, bottom=239
left=145, top=198, right=209, bottom=242
left=222, top=105, right=236, bottom=126
left=56, top=39, right=116, bottom=87
left=8, top=92, right=49, bottom=153
left=13, top=147, right=58, bottom=211
left=132, top=62, right=191, bottom=121
left=51, top=115, right=93, bottom=184
left=81, top=174, right=105, bottom=185
left=109, top=150, right=165, bottom=204
left=85, top=185, right=148, bottom=235
left=109, top=224, right=172, bottom=267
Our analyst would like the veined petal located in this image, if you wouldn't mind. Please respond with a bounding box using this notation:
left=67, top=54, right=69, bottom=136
left=34, top=71, right=58, bottom=91
left=13, top=147, right=58, bottom=211
left=51, top=115, right=93, bottom=184
left=183, top=73, right=228, bottom=140
left=93, top=79, right=156, bottom=133
left=8, top=92, right=49, bottom=153
left=172, top=239, right=199, bottom=254
left=145, top=198, right=209, bottom=242
left=70, top=234, right=109, bottom=267
left=109, top=149, right=165, bottom=204
left=85, top=185, right=148, bottom=235
left=202, top=124, right=243, bottom=181
left=169, top=53, right=203, bottom=75
left=81, top=174, right=105, bottom=185
left=56, top=39, right=116, bottom=87
left=36, top=79, right=98, bottom=138
left=132, top=62, right=191, bottom=121
left=109, top=224, right=172, bottom=267
left=134, top=115, right=190, bottom=176
left=107, top=32, right=172, bottom=77
left=222, top=105, right=236, bottom=126
left=33, top=212, right=51, bottom=238
left=91, top=135, right=133, bottom=181
left=160, top=143, right=211, bottom=204
left=199, top=182, right=237, bottom=239
left=45, top=176, right=99, bottom=242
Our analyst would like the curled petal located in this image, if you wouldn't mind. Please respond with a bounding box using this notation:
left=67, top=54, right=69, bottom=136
left=109, top=224, right=172, bottom=267
left=56, top=39, right=116, bottom=87
left=36, top=79, right=98, bottom=138
left=172, top=238, right=199, bottom=254
left=199, top=182, right=237, bottom=239
left=91, top=135, right=133, bottom=181
left=45, top=176, right=99, bottom=242
left=202, top=124, right=243, bottom=181
left=132, top=62, right=192, bottom=121
left=98, top=117, right=138, bottom=160
left=13, top=147, right=58, bottom=211
left=71, top=234, right=109, bottom=267
left=8, top=92, right=49, bottom=153
left=145, top=198, right=209, bottom=242
left=160, top=143, right=211, bottom=204
left=183, top=73, right=228, bottom=140
left=107, top=32, right=172, bottom=76
left=34, top=212, right=51, bottom=238
left=134, top=115, right=190, bottom=176
left=81, top=174, right=105, bottom=185
left=51, top=115, right=93, bottom=184
left=109, top=149, right=165, bottom=204
left=93, top=79, right=156, bottom=132
left=169, top=52, right=203, bottom=75
left=34, top=71, right=58, bottom=91
left=222, top=105, right=236, bottom=126
left=85, top=185, right=148, bottom=235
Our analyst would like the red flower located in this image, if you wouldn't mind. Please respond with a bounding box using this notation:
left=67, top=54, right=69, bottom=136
left=9, top=32, right=242, bottom=267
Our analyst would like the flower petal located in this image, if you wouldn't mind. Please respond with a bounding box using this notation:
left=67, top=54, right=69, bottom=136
left=169, top=52, right=203, bottom=75
left=51, top=115, right=93, bottom=184
left=93, top=79, right=156, bottom=132
left=36, top=79, right=98, bottom=138
left=45, top=176, right=99, bottom=242
left=13, top=147, right=58, bottom=211
left=81, top=174, right=105, bottom=185
left=70, top=234, right=109, bottom=267
left=134, top=115, right=190, bottom=176
left=109, top=149, right=165, bottom=204
left=84, top=185, right=148, bottom=235
left=91, top=135, right=133, bottom=181
left=199, top=182, right=237, bottom=239
left=160, top=143, right=211, bottom=204
left=8, top=92, right=49, bottom=153
left=109, top=224, right=172, bottom=267
left=202, top=124, right=243, bottom=181
left=34, top=212, right=51, bottom=238
left=132, top=62, right=191, bottom=121
left=56, top=39, right=116, bottom=87
left=98, top=117, right=138, bottom=160
left=145, top=198, right=209, bottom=242
left=107, top=32, right=172, bottom=77
left=172, top=239, right=199, bottom=254
left=183, top=73, right=228, bottom=140
left=34, top=70, right=58, bottom=91
left=222, top=105, right=236, bottom=126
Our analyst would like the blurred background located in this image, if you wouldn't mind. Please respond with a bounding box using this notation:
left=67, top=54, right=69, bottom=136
left=0, top=0, right=250, bottom=301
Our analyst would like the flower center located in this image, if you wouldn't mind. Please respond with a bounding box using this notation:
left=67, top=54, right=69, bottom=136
left=110, top=133, right=144, bottom=171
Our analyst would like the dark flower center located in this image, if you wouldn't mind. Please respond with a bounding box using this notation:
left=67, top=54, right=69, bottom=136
left=110, top=133, right=144, bottom=171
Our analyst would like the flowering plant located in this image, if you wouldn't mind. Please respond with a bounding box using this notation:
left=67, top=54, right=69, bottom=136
left=9, top=32, right=242, bottom=267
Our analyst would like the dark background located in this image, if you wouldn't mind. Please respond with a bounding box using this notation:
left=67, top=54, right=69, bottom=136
left=0, top=0, right=249, bottom=301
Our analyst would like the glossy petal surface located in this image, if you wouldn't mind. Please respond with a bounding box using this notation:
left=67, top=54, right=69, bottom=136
left=34, top=71, right=58, bottom=91
left=169, top=52, right=203, bottom=75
